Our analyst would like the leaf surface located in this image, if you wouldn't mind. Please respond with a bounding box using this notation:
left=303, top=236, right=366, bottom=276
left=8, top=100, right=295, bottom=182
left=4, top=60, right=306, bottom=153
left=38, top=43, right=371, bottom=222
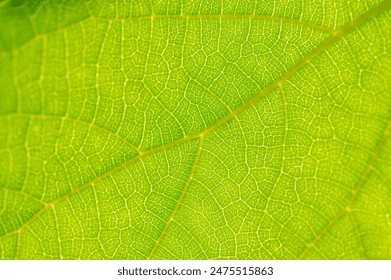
left=0, top=0, right=390, bottom=259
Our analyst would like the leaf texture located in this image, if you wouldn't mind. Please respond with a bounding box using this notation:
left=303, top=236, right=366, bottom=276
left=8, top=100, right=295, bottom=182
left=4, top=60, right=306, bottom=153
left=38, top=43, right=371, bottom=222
left=0, top=0, right=390, bottom=259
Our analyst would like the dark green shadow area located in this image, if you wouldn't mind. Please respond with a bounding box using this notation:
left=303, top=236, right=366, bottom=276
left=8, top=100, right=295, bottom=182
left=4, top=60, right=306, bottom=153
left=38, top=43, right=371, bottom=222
left=0, top=0, right=90, bottom=51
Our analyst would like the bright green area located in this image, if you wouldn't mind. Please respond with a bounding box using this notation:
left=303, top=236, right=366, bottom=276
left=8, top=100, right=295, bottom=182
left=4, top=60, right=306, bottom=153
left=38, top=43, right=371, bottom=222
left=0, top=0, right=390, bottom=259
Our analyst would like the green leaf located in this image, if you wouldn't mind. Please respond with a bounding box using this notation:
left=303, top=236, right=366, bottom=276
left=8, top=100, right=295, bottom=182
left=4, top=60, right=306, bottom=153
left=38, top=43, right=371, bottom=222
left=0, top=0, right=390, bottom=259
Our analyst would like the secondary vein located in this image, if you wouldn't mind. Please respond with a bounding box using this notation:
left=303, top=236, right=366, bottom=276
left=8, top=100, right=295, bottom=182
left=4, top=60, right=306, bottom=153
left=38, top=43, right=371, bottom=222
left=297, top=117, right=391, bottom=259
left=148, top=136, right=204, bottom=259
